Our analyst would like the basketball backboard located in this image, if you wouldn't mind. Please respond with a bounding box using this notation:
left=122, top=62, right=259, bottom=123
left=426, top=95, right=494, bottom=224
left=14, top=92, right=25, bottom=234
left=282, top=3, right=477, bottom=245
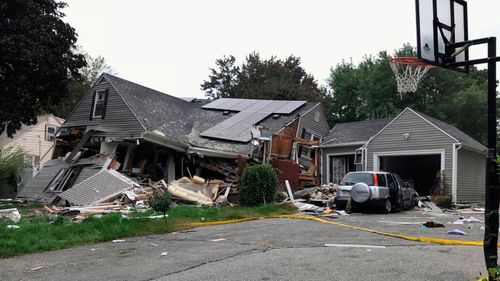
left=416, top=0, right=469, bottom=72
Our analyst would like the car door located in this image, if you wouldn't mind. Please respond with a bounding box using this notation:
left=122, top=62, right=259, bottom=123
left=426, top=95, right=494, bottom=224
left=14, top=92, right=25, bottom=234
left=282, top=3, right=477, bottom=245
left=386, top=174, right=400, bottom=207
left=395, top=174, right=411, bottom=207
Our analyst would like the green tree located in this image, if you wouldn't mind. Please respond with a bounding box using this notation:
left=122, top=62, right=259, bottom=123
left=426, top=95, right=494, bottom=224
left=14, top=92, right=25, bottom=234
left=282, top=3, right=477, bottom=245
left=200, top=55, right=239, bottom=100
left=49, top=51, right=115, bottom=118
left=0, top=0, right=86, bottom=136
left=202, top=52, right=324, bottom=102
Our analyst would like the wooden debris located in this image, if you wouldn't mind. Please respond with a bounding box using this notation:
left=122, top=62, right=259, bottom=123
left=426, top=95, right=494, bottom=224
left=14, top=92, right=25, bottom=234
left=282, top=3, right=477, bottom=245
left=192, top=175, right=205, bottom=185
left=167, top=181, right=214, bottom=206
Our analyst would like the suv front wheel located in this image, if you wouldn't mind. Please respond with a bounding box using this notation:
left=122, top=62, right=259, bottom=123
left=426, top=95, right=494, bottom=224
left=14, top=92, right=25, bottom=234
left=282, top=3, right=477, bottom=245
left=382, top=199, right=392, bottom=213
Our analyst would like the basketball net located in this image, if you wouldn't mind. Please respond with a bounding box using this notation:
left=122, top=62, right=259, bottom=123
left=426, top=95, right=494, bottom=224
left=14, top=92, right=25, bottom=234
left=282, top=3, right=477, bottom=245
left=389, top=57, right=433, bottom=98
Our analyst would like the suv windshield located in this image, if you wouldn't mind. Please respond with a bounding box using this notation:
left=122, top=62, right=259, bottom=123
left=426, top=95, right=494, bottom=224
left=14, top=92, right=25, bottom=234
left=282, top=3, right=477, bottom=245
left=341, top=173, right=373, bottom=186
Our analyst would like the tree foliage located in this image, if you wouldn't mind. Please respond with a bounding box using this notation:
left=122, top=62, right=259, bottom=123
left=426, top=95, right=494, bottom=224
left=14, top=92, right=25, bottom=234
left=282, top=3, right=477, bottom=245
left=49, top=51, right=115, bottom=118
left=326, top=44, right=489, bottom=144
left=0, top=0, right=86, bottom=136
left=149, top=191, right=172, bottom=219
left=201, top=52, right=324, bottom=102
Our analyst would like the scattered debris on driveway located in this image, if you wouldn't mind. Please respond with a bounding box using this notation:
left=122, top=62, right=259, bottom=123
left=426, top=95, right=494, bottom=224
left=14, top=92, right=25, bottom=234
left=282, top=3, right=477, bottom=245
left=448, top=229, right=467, bottom=236
left=451, top=217, right=481, bottom=225
left=423, top=221, right=445, bottom=228
left=324, top=243, right=386, bottom=249
left=209, top=238, right=226, bottom=242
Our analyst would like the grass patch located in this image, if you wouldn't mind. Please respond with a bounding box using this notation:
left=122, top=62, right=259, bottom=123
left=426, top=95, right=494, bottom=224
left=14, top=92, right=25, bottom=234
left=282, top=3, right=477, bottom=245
left=0, top=203, right=296, bottom=258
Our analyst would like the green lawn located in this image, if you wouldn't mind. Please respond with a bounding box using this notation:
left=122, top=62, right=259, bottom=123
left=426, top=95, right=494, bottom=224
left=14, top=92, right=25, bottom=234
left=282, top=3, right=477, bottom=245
left=0, top=203, right=296, bottom=258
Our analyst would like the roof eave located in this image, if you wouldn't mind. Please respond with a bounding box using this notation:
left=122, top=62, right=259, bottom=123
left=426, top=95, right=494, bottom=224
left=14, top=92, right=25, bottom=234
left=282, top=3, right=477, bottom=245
left=320, top=141, right=366, bottom=148
left=458, top=142, right=488, bottom=156
left=188, top=146, right=247, bottom=159
left=142, top=131, right=189, bottom=152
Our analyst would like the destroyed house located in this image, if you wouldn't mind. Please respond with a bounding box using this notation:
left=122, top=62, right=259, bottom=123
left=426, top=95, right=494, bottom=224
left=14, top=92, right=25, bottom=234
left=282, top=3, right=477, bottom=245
left=19, top=74, right=330, bottom=202
left=320, top=107, right=486, bottom=203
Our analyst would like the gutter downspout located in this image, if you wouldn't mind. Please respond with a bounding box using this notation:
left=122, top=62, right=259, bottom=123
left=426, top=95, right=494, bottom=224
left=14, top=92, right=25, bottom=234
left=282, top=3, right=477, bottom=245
left=362, top=136, right=374, bottom=171
left=452, top=143, right=462, bottom=204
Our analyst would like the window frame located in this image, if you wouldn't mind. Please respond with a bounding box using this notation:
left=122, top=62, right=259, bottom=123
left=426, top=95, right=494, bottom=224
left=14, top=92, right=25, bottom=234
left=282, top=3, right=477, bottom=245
left=46, top=124, right=57, bottom=141
left=92, top=90, right=107, bottom=118
left=314, top=111, right=320, bottom=122
left=300, top=131, right=319, bottom=159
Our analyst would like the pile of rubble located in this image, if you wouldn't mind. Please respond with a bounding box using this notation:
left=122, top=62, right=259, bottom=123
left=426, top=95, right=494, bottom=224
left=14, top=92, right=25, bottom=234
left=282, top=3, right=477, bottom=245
left=38, top=174, right=237, bottom=222
left=293, top=183, right=337, bottom=205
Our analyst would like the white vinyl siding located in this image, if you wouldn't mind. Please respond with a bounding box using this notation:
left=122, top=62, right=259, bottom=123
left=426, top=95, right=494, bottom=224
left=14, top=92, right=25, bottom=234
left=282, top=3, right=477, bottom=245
left=456, top=148, right=486, bottom=203
left=366, top=109, right=455, bottom=196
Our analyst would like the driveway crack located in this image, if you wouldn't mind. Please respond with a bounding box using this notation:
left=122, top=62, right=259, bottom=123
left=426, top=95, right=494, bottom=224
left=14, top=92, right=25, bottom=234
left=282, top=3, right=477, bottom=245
left=146, top=248, right=265, bottom=280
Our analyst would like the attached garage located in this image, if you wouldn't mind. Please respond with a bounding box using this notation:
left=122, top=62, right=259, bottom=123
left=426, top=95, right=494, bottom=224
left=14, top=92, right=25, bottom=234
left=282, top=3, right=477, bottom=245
left=378, top=153, right=442, bottom=196
left=365, top=108, right=486, bottom=203
left=320, top=107, right=487, bottom=203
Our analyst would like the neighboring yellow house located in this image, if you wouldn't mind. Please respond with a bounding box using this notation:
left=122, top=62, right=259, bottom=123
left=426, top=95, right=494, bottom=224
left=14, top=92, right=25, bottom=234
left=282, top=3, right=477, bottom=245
left=0, top=114, right=65, bottom=176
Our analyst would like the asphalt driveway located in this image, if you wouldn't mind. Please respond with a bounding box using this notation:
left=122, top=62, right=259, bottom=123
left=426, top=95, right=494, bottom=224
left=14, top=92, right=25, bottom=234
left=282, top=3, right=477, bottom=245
left=0, top=209, right=486, bottom=281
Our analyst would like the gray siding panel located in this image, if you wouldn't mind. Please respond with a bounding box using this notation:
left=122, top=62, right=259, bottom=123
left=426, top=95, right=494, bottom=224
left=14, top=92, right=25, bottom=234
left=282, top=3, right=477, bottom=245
left=457, top=148, right=486, bottom=203
left=366, top=109, right=455, bottom=194
left=62, top=80, right=145, bottom=139
left=297, top=104, right=330, bottom=138
left=320, top=145, right=360, bottom=184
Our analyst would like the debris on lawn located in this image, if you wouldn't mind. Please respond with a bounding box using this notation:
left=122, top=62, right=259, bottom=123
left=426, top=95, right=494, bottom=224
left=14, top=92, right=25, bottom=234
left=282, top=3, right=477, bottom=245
left=0, top=208, right=21, bottom=223
left=6, top=225, right=20, bottom=229
left=36, top=168, right=238, bottom=222
left=112, top=239, right=126, bottom=243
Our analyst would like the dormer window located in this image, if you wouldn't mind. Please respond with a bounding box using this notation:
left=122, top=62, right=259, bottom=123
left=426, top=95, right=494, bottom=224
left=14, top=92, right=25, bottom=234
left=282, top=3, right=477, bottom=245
left=90, top=89, right=108, bottom=120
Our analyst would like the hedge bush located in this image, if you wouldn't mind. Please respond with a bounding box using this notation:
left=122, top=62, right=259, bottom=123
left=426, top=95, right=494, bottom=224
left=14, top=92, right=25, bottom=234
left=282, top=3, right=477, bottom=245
left=240, top=164, right=278, bottom=206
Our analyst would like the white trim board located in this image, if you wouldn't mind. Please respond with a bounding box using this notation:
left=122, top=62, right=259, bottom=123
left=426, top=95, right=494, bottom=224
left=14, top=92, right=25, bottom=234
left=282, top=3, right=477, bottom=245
left=372, top=149, right=446, bottom=173
left=365, top=108, right=458, bottom=148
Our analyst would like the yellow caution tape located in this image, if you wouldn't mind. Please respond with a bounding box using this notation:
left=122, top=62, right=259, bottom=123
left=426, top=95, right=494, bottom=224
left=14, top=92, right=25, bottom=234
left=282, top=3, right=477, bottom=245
left=190, top=214, right=498, bottom=247
left=190, top=217, right=261, bottom=226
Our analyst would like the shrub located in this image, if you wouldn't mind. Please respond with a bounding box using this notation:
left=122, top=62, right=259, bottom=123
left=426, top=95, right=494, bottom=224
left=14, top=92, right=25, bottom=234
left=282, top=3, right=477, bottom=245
left=0, top=146, right=25, bottom=177
left=239, top=164, right=278, bottom=206
left=149, top=191, right=172, bottom=218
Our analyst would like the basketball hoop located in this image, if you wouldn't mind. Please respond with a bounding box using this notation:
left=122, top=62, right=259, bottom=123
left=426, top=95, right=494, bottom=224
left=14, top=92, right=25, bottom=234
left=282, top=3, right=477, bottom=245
left=389, top=57, right=434, bottom=98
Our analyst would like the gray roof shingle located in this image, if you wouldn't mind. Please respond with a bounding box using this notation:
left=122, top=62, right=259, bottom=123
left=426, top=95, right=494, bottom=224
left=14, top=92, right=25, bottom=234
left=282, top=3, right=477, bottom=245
left=321, top=118, right=392, bottom=146
left=320, top=108, right=486, bottom=153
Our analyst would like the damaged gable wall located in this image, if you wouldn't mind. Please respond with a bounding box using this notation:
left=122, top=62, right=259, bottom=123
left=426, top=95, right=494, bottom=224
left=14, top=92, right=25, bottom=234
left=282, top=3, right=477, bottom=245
left=62, top=76, right=145, bottom=139
left=296, top=103, right=330, bottom=139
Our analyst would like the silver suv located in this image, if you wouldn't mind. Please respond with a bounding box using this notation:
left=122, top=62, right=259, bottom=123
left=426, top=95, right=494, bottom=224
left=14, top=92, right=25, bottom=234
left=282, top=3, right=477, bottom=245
left=335, top=171, right=418, bottom=213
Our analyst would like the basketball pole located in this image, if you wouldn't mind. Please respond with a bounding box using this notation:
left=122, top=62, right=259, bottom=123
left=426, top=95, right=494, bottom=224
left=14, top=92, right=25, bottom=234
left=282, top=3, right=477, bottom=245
left=484, top=36, right=499, bottom=270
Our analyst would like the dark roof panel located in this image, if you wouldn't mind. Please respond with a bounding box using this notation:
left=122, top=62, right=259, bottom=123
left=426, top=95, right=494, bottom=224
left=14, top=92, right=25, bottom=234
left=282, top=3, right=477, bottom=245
left=321, top=118, right=392, bottom=146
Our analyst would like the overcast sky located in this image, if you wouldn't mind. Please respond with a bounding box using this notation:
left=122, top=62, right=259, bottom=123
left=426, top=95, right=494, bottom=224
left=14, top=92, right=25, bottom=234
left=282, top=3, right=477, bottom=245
left=63, top=0, right=500, bottom=98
